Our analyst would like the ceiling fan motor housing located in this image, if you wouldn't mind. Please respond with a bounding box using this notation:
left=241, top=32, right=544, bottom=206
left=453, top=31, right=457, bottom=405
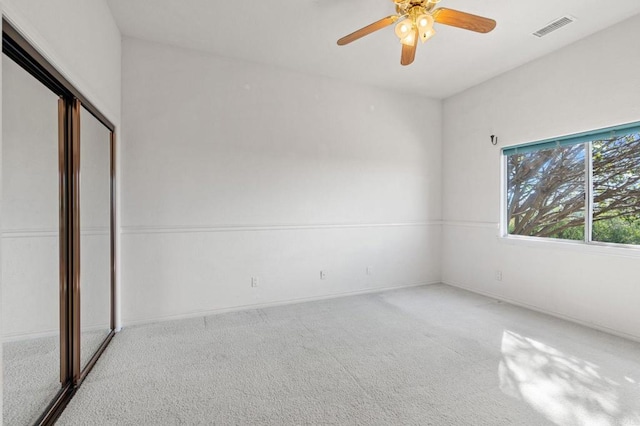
left=395, top=0, right=439, bottom=15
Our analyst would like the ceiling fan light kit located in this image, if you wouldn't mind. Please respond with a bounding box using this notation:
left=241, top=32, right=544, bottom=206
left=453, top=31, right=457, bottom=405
left=337, top=0, right=496, bottom=66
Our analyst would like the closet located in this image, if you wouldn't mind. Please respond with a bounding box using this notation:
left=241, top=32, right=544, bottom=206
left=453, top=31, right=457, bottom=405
left=2, top=21, right=116, bottom=425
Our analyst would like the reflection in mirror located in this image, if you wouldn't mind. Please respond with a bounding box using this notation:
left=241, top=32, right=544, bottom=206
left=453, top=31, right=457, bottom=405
left=79, top=106, right=112, bottom=370
left=2, top=54, right=62, bottom=425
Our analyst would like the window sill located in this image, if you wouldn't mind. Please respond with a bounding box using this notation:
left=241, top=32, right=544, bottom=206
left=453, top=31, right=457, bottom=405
left=497, top=234, right=640, bottom=258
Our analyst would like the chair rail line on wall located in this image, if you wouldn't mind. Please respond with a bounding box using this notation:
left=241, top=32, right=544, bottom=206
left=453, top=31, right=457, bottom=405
left=120, top=221, right=442, bottom=235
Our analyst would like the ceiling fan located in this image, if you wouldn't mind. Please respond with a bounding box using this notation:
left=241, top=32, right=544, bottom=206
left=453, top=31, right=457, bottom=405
left=337, top=0, right=496, bottom=66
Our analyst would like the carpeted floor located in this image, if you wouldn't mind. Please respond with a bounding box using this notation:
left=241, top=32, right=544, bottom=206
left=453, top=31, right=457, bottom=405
left=57, top=284, right=640, bottom=425
left=3, top=329, right=111, bottom=426
left=3, top=336, right=60, bottom=426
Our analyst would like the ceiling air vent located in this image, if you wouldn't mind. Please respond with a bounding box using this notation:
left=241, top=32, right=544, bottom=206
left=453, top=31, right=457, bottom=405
left=533, top=16, right=576, bottom=38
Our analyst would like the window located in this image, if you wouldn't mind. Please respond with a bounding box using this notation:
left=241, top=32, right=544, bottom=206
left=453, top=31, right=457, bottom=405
left=503, top=122, right=640, bottom=246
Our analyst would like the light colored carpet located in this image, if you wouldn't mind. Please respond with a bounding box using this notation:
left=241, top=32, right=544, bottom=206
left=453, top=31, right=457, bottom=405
left=3, top=329, right=111, bottom=426
left=57, top=284, right=640, bottom=425
left=3, top=336, right=60, bottom=426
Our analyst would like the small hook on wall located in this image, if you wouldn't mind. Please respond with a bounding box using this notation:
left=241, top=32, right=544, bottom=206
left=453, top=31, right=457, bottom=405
left=491, top=135, right=498, bottom=146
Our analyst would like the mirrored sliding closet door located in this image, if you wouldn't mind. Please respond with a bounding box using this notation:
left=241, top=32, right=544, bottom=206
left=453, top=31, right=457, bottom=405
left=2, top=49, right=62, bottom=426
left=2, top=20, right=116, bottom=426
left=78, top=106, right=114, bottom=372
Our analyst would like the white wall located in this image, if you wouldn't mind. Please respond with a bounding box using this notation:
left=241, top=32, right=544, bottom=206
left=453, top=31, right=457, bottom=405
left=121, top=38, right=442, bottom=324
left=442, top=14, right=640, bottom=341
left=2, top=0, right=121, bottom=122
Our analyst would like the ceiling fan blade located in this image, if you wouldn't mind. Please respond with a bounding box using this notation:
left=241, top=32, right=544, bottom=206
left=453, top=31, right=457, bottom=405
left=400, top=29, right=418, bottom=66
left=433, top=8, right=496, bottom=33
left=337, top=15, right=399, bottom=46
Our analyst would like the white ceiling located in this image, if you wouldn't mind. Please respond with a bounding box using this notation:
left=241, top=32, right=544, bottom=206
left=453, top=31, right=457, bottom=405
left=107, top=0, right=640, bottom=99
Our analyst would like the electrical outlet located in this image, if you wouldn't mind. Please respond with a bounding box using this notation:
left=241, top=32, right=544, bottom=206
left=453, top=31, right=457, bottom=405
left=495, top=270, right=503, bottom=281
left=320, top=270, right=327, bottom=280
left=251, top=277, right=259, bottom=287
left=366, top=267, right=372, bottom=275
